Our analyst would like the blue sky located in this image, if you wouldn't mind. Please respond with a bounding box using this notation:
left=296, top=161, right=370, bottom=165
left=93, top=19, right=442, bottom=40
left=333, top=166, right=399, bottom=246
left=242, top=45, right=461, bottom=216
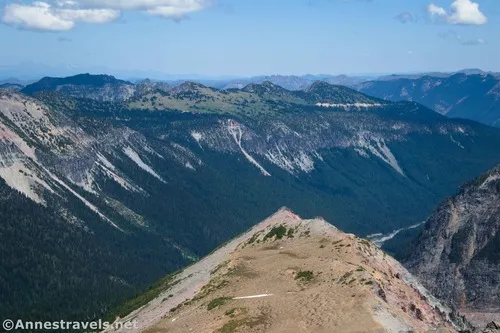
left=0, top=0, right=497, bottom=78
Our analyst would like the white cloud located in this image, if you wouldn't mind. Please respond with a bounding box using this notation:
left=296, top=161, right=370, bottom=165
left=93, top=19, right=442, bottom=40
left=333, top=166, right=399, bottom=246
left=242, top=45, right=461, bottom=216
left=57, top=8, right=120, bottom=23
left=428, top=4, right=447, bottom=17
left=3, top=2, right=75, bottom=31
left=2, top=1, right=119, bottom=31
left=79, top=0, right=209, bottom=10
left=146, top=3, right=206, bottom=18
left=2, top=0, right=211, bottom=31
left=77, top=0, right=212, bottom=18
left=448, top=0, right=487, bottom=25
left=427, top=0, right=487, bottom=25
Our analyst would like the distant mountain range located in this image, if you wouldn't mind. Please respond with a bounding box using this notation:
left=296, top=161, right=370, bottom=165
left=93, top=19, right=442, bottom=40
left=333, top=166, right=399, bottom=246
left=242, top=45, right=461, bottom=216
left=3, top=67, right=498, bottom=92
left=5, top=69, right=500, bottom=129
left=358, top=73, right=500, bottom=128
left=1, top=73, right=500, bottom=324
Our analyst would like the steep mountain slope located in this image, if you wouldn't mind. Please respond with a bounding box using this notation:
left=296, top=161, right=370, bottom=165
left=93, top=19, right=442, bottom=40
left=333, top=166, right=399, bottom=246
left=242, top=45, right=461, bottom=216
left=106, top=209, right=461, bottom=333
left=404, top=166, right=500, bottom=328
left=21, top=73, right=135, bottom=102
left=0, top=90, right=188, bottom=321
left=40, top=81, right=500, bottom=236
left=358, top=73, right=500, bottom=127
left=2, top=76, right=500, bottom=321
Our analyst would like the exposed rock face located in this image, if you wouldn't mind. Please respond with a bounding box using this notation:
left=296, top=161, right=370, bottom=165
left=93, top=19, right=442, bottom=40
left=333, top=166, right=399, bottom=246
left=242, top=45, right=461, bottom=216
left=405, top=166, right=500, bottom=328
left=107, top=209, right=461, bottom=333
left=483, top=321, right=500, bottom=333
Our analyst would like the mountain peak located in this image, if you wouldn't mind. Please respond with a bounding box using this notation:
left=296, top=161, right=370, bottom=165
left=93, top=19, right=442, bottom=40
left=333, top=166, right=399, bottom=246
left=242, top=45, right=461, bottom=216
left=307, top=80, right=338, bottom=91
left=29, top=73, right=129, bottom=88
left=306, top=80, right=383, bottom=105
left=169, top=81, right=211, bottom=95
left=21, top=73, right=135, bottom=101
left=241, top=81, right=290, bottom=95
left=107, top=209, right=459, bottom=333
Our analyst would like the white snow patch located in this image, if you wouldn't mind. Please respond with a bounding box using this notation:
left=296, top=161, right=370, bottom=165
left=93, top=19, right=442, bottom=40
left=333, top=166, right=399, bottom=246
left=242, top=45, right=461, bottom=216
left=232, top=294, right=274, bottom=300
left=316, top=102, right=383, bottom=110
left=123, top=146, right=164, bottom=182
left=227, top=121, right=271, bottom=176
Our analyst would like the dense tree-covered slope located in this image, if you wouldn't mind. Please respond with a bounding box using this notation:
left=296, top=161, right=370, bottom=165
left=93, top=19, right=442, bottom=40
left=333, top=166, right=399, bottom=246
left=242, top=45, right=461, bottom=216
left=2, top=76, right=500, bottom=321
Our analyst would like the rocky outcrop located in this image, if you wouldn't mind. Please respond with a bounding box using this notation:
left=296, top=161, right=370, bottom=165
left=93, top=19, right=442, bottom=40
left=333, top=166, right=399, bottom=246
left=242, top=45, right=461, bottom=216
left=483, top=321, right=500, bottom=333
left=405, top=166, right=500, bottom=328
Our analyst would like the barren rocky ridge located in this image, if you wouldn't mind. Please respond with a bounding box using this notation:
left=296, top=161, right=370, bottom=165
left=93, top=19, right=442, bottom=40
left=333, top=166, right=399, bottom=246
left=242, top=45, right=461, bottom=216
left=108, top=209, right=463, bottom=333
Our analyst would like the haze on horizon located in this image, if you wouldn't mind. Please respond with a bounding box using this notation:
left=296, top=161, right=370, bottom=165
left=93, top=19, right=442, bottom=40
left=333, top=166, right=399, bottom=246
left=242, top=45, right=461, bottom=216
left=0, top=0, right=498, bottom=79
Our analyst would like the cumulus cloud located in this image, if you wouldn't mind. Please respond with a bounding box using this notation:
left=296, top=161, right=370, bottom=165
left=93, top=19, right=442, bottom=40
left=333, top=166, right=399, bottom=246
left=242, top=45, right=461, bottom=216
left=428, top=4, right=447, bottom=17
left=76, top=0, right=212, bottom=18
left=2, top=0, right=212, bottom=31
left=2, top=1, right=119, bottom=30
left=427, top=0, right=487, bottom=25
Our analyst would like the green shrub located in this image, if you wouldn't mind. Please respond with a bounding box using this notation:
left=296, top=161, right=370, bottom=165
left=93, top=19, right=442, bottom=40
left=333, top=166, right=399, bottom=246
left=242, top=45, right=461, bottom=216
left=295, top=270, right=314, bottom=282
left=207, top=297, right=232, bottom=310
left=263, top=225, right=287, bottom=241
